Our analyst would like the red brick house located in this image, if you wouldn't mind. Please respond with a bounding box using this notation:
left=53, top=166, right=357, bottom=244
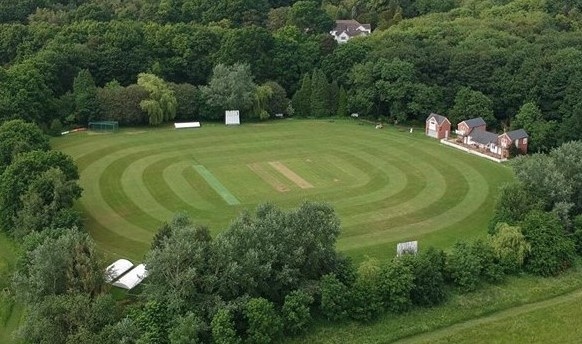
left=464, top=128, right=529, bottom=158
left=456, top=117, right=486, bottom=140
left=425, top=113, right=451, bottom=139
left=499, top=129, right=528, bottom=156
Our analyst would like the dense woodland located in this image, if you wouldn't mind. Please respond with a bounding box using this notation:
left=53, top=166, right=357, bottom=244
left=3, top=0, right=582, bottom=343
left=1, top=0, right=582, bottom=149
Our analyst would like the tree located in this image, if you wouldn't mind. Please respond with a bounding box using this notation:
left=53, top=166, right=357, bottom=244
left=490, top=223, right=530, bottom=274
left=214, top=202, right=341, bottom=302
left=201, top=63, right=257, bottom=119
left=143, top=215, right=215, bottom=314
left=244, top=297, right=282, bottom=344
left=511, top=154, right=573, bottom=211
left=288, top=1, right=334, bottom=33
left=512, top=102, right=556, bottom=152
left=16, top=293, right=118, bottom=344
left=402, top=247, right=448, bottom=307
left=449, top=87, right=496, bottom=128
left=282, top=290, right=313, bottom=335
left=328, top=80, right=339, bottom=115
left=446, top=241, right=483, bottom=292
left=0, top=150, right=80, bottom=232
left=521, top=211, right=576, bottom=276
left=350, top=258, right=383, bottom=322
left=216, top=27, right=274, bottom=82
left=291, top=73, right=311, bottom=116
left=319, top=273, right=350, bottom=321
left=13, top=168, right=82, bottom=238
left=337, top=86, right=348, bottom=117
left=169, top=83, right=203, bottom=121
left=550, top=141, right=582, bottom=213
left=264, top=81, right=289, bottom=115
left=310, top=69, right=330, bottom=117
left=489, top=182, right=542, bottom=231
left=138, top=73, right=177, bottom=126
left=211, top=308, right=241, bottom=344
left=253, top=84, right=274, bottom=120
left=13, top=228, right=105, bottom=304
left=73, top=69, right=101, bottom=124
left=378, top=258, right=414, bottom=313
left=0, top=119, right=49, bottom=174
left=97, top=84, right=150, bottom=125
left=168, top=312, right=208, bottom=344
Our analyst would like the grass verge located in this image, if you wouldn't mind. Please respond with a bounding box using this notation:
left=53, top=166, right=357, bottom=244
left=285, top=262, right=582, bottom=343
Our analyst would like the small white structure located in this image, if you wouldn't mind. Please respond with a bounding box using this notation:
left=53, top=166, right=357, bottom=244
left=174, top=122, right=201, bottom=129
left=112, top=264, right=148, bottom=290
left=225, top=110, right=240, bottom=125
left=350, top=113, right=359, bottom=118
left=104, top=259, right=134, bottom=283
left=397, top=241, right=418, bottom=257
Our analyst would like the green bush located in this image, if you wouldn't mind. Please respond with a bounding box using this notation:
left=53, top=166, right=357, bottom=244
left=522, top=211, right=576, bottom=276
left=378, top=258, right=414, bottom=313
left=403, top=247, right=448, bottom=307
left=282, top=290, right=313, bottom=335
left=244, top=298, right=282, bottom=344
left=349, top=259, right=383, bottom=322
left=446, top=241, right=482, bottom=292
left=319, top=274, right=350, bottom=321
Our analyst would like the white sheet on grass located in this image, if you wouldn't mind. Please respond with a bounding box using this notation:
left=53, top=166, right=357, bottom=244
left=104, top=259, right=134, bottom=283
left=174, top=122, right=201, bottom=129
left=111, top=264, right=148, bottom=290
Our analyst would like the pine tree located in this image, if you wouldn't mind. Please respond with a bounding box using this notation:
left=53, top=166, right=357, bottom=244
left=292, top=74, right=311, bottom=117
left=73, top=69, right=101, bottom=124
left=337, top=87, right=348, bottom=117
left=310, top=69, right=329, bottom=117
left=328, top=80, right=339, bottom=116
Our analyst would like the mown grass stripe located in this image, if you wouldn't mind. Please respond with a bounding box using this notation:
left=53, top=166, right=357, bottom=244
left=193, top=165, right=240, bottom=205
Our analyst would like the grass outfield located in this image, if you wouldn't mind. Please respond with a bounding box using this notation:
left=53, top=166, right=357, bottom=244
left=53, top=119, right=513, bottom=261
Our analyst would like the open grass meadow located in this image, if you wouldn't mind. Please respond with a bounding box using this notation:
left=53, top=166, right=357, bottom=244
left=53, top=119, right=513, bottom=262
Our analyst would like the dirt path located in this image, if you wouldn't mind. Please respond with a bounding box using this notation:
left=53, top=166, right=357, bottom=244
left=269, top=161, right=313, bottom=189
left=394, top=287, right=582, bottom=344
left=247, top=163, right=290, bottom=192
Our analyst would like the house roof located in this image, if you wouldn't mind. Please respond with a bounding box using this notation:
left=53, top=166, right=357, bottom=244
left=332, top=20, right=371, bottom=38
left=505, top=129, right=528, bottom=140
left=470, top=130, right=499, bottom=145
left=426, top=113, right=449, bottom=125
left=460, top=117, right=486, bottom=128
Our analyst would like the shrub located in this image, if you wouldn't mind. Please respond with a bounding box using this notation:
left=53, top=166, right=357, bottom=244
left=244, top=298, right=282, bottom=344
left=521, top=211, right=576, bottom=276
left=349, top=259, right=383, bottom=322
left=446, top=241, right=482, bottom=292
left=378, top=258, right=414, bottom=313
left=319, top=274, right=350, bottom=321
left=403, top=247, right=448, bottom=306
left=282, top=290, right=313, bottom=335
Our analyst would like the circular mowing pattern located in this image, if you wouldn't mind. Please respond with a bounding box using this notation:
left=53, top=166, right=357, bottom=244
left=58, top=121, right=510, bottom=260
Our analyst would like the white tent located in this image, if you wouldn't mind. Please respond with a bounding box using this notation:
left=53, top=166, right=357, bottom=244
left=111, top=264, right=148, bottom=290
left=104, top=259, right=134, bottom=283
left=225, top=110, right=240, bottom=125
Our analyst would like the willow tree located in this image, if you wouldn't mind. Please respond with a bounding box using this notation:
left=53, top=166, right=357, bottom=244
left=138, top=73, right=177, bottom=126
